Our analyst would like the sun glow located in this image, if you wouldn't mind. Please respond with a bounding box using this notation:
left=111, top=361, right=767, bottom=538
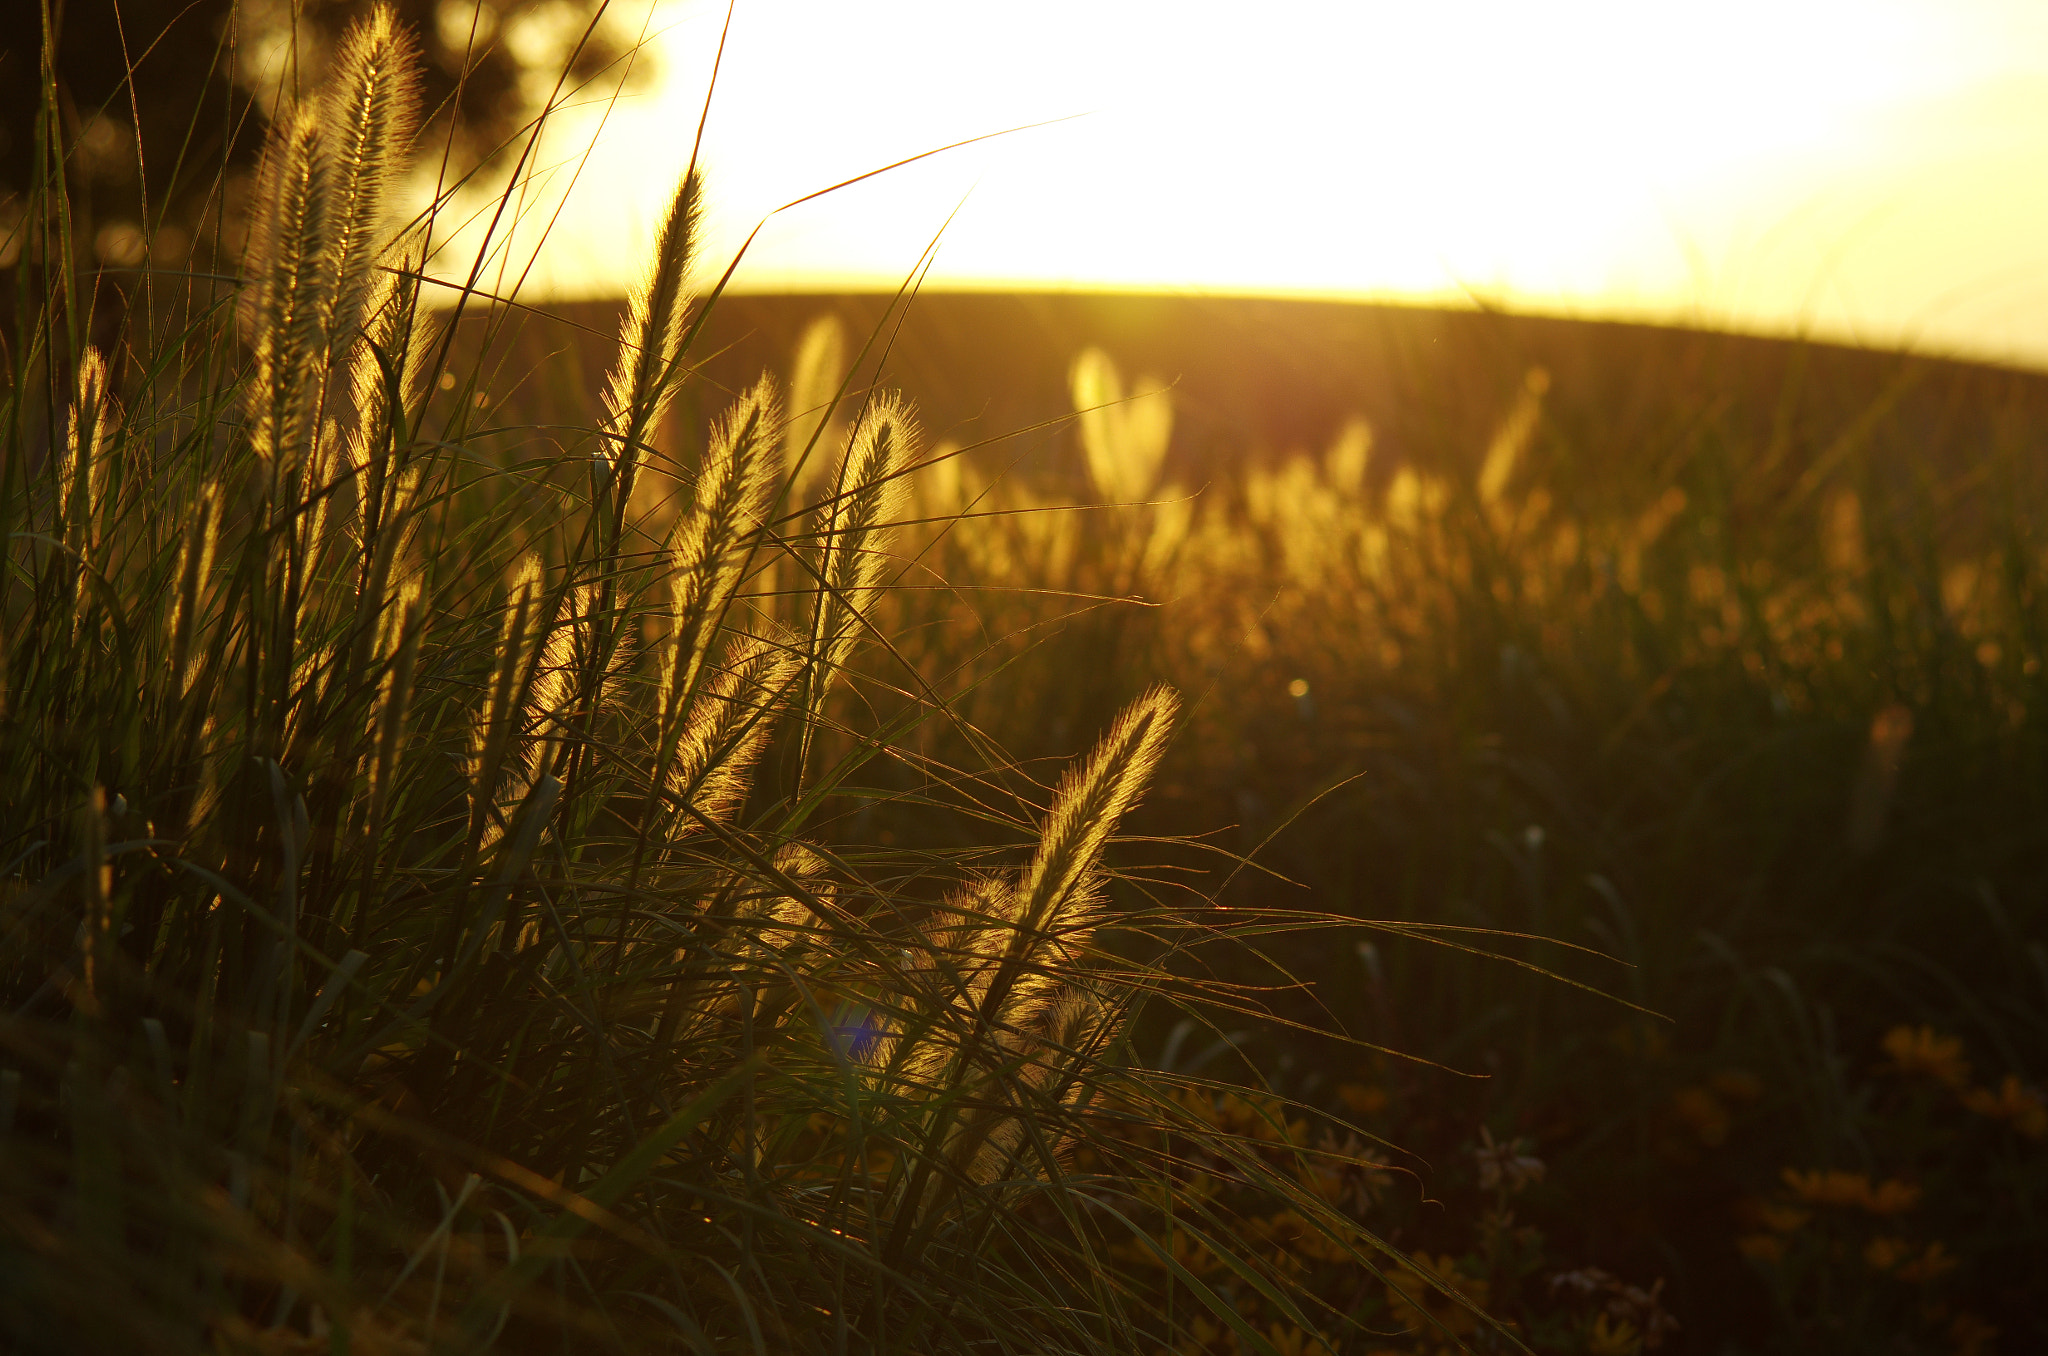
left=434, top=0, right=2048, bottom=366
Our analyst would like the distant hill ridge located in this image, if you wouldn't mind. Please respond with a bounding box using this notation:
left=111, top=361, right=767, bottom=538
left=477, top=292, right=2048, bottom=491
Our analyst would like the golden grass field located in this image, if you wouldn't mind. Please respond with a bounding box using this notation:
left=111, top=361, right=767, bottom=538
left=5, top=6, right=2046, bottom=1353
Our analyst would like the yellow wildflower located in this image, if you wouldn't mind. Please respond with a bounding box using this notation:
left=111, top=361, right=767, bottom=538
left=1267, top=1323, right=1334, bottom=1356
left=1757, top=1203, right=1811, bottom=1234
left=1736, top=1234, right=1785, bottom=1264
left=1173, top=1315, right=1229, bottom=1356
left=1588, top=1311, right=1644, bottom=1356
left=1895, top=1240, right=1958, bottom=1284
left=1961, top=1074, right=2048, bottom=1138
left=1863, top=1235, right=1911, bottom=1272
left=1882, top=1025, right=1972, bottom=1089
left=1199, top=1091, right=1307, bottom=1145
left=1384, top=1254, right=1487, bottom=1339
left=1863, top=1178, right=1922, bottom=1216
left=1781, top=1168, right=1873, bottom=1208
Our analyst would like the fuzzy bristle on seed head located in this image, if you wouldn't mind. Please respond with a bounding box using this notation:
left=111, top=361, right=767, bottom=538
left=345, top=247, right=432, bottom=515
left=601, top=173, right=701, bottom=483
left=812, top=394, right=917, bottom=668
left=669, top=628, right=802, bottom=831
left=319, top=5, right=418, bottom=362
left=797, top=393, right=918, bottom=766
left=243, top=105, right=334, bottom=468
left=1069, top=347, right=1173, bottom=503
left=785, top=313, right=848, bottom=483
left=1018, top=684, right=1178, bottom=933
left=59, top=348, right=114, bottom=550
left=469, top=553, right=548, bottom=796
left=663, top=376, right=782, bottom=721
left=168, top=483, right=222, bottom=693
left=827, top=394, right=916, bottom=541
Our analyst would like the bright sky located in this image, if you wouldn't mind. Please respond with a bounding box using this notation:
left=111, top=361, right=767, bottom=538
left=440, top=0, right=2048, bottom=368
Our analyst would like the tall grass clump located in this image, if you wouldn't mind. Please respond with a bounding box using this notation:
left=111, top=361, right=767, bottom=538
left=0, top=10, right=1434, bottom=1354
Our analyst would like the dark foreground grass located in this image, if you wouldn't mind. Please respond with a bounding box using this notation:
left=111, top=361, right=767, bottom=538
left=0, top=10, right=1435, bottom=1355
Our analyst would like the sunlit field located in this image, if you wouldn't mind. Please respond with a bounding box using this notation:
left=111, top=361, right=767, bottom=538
left=5, top=3, right=2047, bottom=1354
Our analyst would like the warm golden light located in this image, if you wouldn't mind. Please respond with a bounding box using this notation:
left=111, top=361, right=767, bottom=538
left=436, top=0, right=2048, bottom=366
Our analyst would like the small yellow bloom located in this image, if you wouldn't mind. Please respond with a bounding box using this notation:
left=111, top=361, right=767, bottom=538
left=1267, top=1323, right=1335, bottom=1356
left=1896, top=1240, right=1958, bottom=1283
left=1737, top=1233, right=1785, bottom=1264
left=1781, top=1167, right=1873, bottom=1208
left=1863, top=1235, right=1911, bottom=1272
left=1863, top=1178, right=1922, bottom=1216
left=1757, top=1203, right=1811, bottom=1234
left=1202, top=1091, right=1307, bottom=1145
left=1882, top=1025, right=1972, bottom=1089
left=1588, top=1311, right=1644, bottom=1356
left=1961, top=1074, right=2048, bottom=1138
left=1384, top=1254, right=1487, bottom=1338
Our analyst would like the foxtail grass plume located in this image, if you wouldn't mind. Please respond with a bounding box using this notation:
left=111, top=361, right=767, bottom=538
left=58, top=347, right=114, bottom=555
left=917, top=439, right=973, bottom=517
left=345, top=241, right=434, bottom=542
left=301, top=420, right=342, bottom=579
left=912, top=877, right=1032, bottom=1034
left=76, top=788, right=109, bottom=1013
left=468, top=554, right=551, bottom=847
left=242, top=106, right=332, bottom=472
left=923, top=684, right=1178, bottom=1072
left=363, top=578, right=425, bottom=839
left=889, top=876, right=1078, bottom=1098
left=316, top=6, right=419, bottom=378
left=1326, top=417, right=1373, bottom=497
left=785, top=313, right=849, bottom=488
left=952, top=985, right=1122, bottom=1189
left=526, top=584, right=603, bottom=779
left=1016, top=682, right=1179, bottom=936
left=663, top=841, right=837, bottom=1050
left=660, top=376, right=781, bottom=732
left=1069, top=347, right=1172, bottom=503
left=804, top=394, right=916, bottom=747
left=709, top=841, right=834, bottom=1031
left=1822, top=488, right=1868, bottom=579
left=668, top=628, right=802, bottom=831
left=600, top=173, right=700, bottom=493
left=166, top=483, right=222, bottom=694
left=372, top=573, right=423, bottom=666
left=885, top=688, right=1176, bottom=1210
left=1478, top=366, right=1549, bottom=511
